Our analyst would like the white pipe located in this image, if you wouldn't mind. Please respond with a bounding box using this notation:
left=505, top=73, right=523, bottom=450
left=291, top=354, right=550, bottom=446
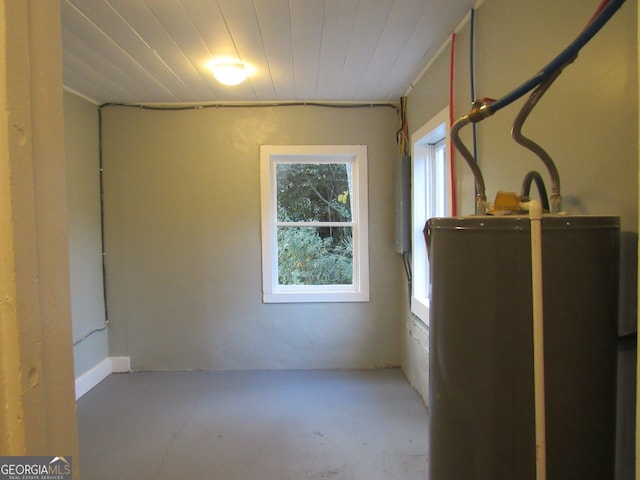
left=522, top=200, right=547, bottom=480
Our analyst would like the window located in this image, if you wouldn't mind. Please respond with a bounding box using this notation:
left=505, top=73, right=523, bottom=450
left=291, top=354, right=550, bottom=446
left=260, top=145, right=369, bottom=303
left=411, top=107, right=452, bottom=323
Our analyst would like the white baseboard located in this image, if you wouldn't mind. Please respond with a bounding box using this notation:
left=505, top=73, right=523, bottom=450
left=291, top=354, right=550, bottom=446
left=75, top=358, right=111, bottom=400
left=75, top=356, right=131, bottom=400
left=110, top=356, right=131, bottom=373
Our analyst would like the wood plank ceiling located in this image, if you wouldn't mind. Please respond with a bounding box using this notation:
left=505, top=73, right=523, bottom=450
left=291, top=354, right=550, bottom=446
left=61, top=0, right=479, bottom=105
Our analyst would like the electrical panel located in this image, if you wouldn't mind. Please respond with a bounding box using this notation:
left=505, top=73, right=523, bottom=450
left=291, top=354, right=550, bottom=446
left=394, top=155, right=411, bottom=254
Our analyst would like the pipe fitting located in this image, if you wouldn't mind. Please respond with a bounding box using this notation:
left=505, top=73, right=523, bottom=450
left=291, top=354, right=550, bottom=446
left=476, top=194, right=488, bottom=215
left=468, top=98, right=496, bottom=123
left=550, top=194, right=562, bottom=214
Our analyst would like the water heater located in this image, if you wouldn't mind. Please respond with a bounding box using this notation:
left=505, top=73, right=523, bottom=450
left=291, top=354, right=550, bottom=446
left=426, top=215, right=619, bottom=480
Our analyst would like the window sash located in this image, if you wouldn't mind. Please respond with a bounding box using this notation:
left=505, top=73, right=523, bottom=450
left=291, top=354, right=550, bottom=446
left=410, top=107, right=451, bottom=324
left=260, top=145, right=369, bottom=303
left=276, top=162, right=354, bottom=223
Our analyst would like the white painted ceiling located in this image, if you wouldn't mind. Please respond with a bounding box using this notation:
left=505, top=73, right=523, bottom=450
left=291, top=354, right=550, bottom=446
left=61, top=0, right=477, bottom=105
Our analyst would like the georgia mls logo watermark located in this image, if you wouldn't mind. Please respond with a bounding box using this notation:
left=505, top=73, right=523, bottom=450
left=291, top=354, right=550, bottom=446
left=0, top=456, right=72, bottom=480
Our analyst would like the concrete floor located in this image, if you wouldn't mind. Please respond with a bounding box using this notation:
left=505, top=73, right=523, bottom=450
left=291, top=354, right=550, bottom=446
left=77, top=368, right=429, bottom=480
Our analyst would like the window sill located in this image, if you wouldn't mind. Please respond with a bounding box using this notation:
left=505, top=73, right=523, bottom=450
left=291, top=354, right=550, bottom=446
left=263, top=290, right=370, bottom=304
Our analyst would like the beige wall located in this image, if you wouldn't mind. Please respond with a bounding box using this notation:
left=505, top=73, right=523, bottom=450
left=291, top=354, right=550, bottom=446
left=64, top=91, right=108, bottom=379
left=0, top=0, right=79, bottom=471
left=102, top=104, right=405, bottom=370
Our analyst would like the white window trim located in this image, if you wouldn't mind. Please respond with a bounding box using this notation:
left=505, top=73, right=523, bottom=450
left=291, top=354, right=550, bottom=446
left=260, top=145, right=369, bottom=303
left=411, top=107, right=452, bottom=324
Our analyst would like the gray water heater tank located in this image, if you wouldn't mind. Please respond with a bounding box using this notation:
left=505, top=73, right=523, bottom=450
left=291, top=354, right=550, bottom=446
left=425, top=215, right=619, bottom=480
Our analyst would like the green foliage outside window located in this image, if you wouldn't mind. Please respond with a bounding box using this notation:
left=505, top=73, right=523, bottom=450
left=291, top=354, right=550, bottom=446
left=277, top=227, right=353, bottom=285
left=276, top=163, right=354, bottom=285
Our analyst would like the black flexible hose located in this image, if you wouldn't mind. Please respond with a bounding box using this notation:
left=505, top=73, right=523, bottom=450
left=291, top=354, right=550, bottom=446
left=521, top=171, right=550, bottom=212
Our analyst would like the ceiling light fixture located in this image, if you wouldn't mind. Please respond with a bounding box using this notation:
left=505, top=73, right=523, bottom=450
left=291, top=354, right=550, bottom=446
left=210, top=62, right=247, bottom=86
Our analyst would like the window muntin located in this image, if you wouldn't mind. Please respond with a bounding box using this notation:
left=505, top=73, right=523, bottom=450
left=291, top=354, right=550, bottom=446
left=260, top=145, right=369, bottom=303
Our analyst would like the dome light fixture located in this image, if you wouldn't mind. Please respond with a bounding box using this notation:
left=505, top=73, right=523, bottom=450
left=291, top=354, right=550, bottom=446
left=210, top=61, right=248, bottom=86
